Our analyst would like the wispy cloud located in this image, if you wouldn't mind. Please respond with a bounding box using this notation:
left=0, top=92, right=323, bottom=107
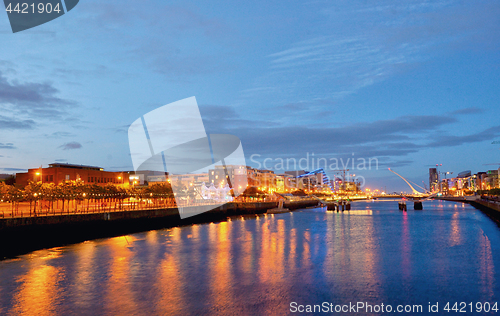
left=44, top=131, right=76, bottom=138
left=0, top=115, right=35, bottom=129
left=0, top=70, right=77, bottom=120
left=199, top=104, right=273, bottom=133
left=59, top=141, right=82, bottom=150
left=1, top=167, right=26, bottom=172
left=0, top=142, right=15, bottom=149
left=244, top=0, right=500, bottom=111
left=450, top=107, right=484, bottom=115
left=205, top=108, right=498, bottom=173
left=427, top=125, right=500, bottom=148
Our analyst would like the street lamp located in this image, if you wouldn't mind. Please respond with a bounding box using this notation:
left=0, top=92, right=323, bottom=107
left=35, top=171, right=42, bottom=184
left=438, top=171, right=453, bottom=195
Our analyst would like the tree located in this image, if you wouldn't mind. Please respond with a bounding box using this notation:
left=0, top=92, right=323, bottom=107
left=7, top=185, right=21, bottom=216
left=0, top=182, right=9, bottom=217
left=24, top=181, right=42, bottom=216
left=4, top=175, right=15, bottom=186
left=40, top=183, right=56, bottom=214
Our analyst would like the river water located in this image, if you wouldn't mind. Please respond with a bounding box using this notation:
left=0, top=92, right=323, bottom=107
left=0, top=200, right=499, bottom=315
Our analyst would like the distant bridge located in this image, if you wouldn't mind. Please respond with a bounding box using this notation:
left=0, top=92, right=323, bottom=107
left=387, top=168, right=440, bottom=210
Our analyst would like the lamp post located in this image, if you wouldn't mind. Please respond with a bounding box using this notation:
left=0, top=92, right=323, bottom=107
left=35, top=171, right=42, bottom=184
left=439, top=171, right=453, bottom=195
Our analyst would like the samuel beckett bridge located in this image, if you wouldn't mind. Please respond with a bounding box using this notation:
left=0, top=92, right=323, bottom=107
left=388, top=168, right=438, bottom=211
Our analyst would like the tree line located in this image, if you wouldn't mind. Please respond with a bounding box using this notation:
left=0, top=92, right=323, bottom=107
left=0, top=180, right=176, bottom=215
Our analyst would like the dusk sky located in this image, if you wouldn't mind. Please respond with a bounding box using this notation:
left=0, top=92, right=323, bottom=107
left=1, top=0, right=499, bottom=192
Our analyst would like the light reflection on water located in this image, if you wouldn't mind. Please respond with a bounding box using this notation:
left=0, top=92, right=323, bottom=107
left=0, top=200, right=499, bottom=315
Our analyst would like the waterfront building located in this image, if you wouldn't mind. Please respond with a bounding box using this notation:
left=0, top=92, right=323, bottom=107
left=443, top=171, right=474, bottom=196
left=476, top=172, right=488, bottom=191
left=16, top=163, right=125, bottom=187
left=275, top=173, right=294, bottom=192
left=146, top=174, right=168, bottom=183
left=429, top=168, right=438, bottom=192
left=438, top=168, right=500, bottom=196
left=126, top=170, right=169, bottom=185
left=128, top=173, right=144, bottom=185
left=339, top=181, right=361, bottom=194
left=247, top=168, right=276, bottom=191
left=295, top=168, right=333, bottom=192
left=209, top=165, right=248, bottom=190
left=199, top=182, right=233, bottom=202
left=169, top=173, right=209, bottom=187
left=496, top=168, right=500, bottom=189
left=284, top=170, right=306, bottom=190
left=284, top=170, right=306, bottom=178
left=485, top=170, right=499, bottom=190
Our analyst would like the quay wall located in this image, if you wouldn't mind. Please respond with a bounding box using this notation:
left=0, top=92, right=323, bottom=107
left=0, top=200, right=317, bottom=259
left=436, top=197, right=500, bottom=225
left=470, top=200, right=500, bottom=225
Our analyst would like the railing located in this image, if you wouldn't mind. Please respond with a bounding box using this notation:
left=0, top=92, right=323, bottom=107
left=0, top=196, right=282, bottom=219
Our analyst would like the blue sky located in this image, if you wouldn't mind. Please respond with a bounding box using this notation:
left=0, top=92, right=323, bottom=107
left=0, top=0, right=499, bottom=192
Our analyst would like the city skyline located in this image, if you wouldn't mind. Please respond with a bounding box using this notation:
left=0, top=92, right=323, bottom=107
left=1, top=0, right=499, bottom=191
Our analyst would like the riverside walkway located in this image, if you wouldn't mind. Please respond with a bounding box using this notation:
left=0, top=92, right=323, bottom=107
left=0, top=196, right=284, bottom=219
left=0, top=198, right=318, bottom=258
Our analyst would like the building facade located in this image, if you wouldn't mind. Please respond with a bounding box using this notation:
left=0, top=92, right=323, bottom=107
left=16, top=163, right=125, bottom=187
left=429, top=168, right=439, bottom=192
left=208, top=165, right=248, bottom=192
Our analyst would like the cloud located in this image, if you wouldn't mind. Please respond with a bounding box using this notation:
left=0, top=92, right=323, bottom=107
left=113, top=124, right=130, bottom=134
left=200, top=109, right=498, bottom=175
left=59, top=141, right=82, bottom=150
left=236, top=114, right=456, bottom=155
left=378, top=160, right=414, bottom=168
left=0, top=115, right=35, bottom=129
left=0, top=143, right=15, bottom=149
left=427, top=125, right=500, bottom=148
left=199, top=104, right=272, bottom=133
left=450, top=107, right=485, bottom=115
left=199, top=104, right=238, bottom=122
left=76, top=2, right=231, bottom=77
left=2, top=168, right=26, bottom=172
left=243, top=0, right=500, bottom=110
left=45, top=131, right=76, bottom=138
left=0, top=70, right=76, bottom=119
left=275, top=99, right=336, bottom=114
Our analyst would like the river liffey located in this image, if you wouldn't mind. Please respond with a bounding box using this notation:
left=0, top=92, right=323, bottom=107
left=1, top=200, right=499, bottom=315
